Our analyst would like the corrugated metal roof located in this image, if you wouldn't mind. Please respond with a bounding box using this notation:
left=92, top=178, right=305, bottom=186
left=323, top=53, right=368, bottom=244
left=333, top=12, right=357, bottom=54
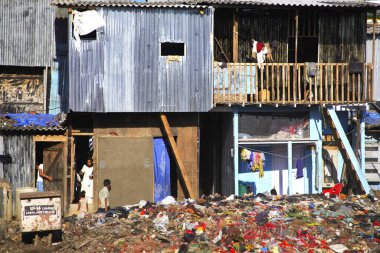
left=52, top=0, right=206, bottom=7
left=52, top=0, right=380, bottom=7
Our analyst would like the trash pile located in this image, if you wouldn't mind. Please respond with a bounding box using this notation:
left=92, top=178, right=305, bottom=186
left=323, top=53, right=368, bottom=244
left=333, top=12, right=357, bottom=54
left=1, top=193, right=380, bottom=252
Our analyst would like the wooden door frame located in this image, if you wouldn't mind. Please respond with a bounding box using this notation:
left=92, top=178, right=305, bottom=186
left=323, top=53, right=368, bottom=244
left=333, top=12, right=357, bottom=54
left=33, top=135, right=68, bottom=215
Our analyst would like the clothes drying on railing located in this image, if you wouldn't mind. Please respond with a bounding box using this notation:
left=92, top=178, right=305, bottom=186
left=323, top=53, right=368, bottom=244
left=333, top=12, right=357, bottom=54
left=213, top=62, right=256, bottom=95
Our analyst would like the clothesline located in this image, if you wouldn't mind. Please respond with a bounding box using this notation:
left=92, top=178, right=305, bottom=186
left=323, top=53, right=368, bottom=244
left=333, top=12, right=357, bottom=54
left=239, top=145, right=313, bottom=161
left=239, top=126, right=357, bottom=161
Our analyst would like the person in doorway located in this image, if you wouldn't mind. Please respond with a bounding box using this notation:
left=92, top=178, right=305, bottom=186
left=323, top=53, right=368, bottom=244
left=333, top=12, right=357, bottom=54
left=97, top=179, right=111, bottom=213
left=77, top=190, right=89, bottom=219
left=80, top=159, right=94, bottom=204
left=36, top=163, right=53, bottom=192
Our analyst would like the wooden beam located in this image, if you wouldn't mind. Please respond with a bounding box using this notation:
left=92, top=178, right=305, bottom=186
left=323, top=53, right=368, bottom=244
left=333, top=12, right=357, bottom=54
left=232, top=8, right=239, bottom=63
left=160, top=114, right=196, bottom=199
left=372, top=9, right=377, bottom=101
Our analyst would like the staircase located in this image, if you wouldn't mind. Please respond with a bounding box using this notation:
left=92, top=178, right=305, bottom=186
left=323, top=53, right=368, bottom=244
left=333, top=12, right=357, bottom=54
left=323, top=107, right=370, bottom=194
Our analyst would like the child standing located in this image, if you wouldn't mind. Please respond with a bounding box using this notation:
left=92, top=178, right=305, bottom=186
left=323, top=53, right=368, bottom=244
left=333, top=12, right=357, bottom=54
left=77, top=191, right=88, bottom=219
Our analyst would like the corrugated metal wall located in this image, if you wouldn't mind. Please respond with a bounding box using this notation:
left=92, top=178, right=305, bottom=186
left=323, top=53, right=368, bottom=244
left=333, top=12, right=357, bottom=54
left=319, top=10, right=366, bottom=63
left=69, top=7, right=213, bottom=112
left=0, top=135, right=34, bottom=213
left=0, top=0, right=57, bottom=67
left=366, top=34, right=380, bottom=101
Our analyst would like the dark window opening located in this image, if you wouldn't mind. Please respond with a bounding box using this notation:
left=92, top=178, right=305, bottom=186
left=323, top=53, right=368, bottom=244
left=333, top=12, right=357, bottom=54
left=288, top=36, right=318, bottom=63
left=79, top=30, right=97, bottom=40
left=161, top=42, right=185, bottom=56
left=365, top=157, right=378, bottom=162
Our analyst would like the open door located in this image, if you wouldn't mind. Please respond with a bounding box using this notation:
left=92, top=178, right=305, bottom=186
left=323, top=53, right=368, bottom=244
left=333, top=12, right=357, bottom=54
left=43, top=142, right=66, bottom=211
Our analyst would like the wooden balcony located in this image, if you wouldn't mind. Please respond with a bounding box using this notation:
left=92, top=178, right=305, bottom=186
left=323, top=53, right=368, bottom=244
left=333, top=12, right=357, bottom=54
left=213, top=62, right=373, bottom=105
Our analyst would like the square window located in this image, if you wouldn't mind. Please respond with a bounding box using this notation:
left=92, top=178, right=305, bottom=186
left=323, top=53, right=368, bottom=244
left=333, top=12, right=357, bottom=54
left=160, top=42, right=185, bottom=56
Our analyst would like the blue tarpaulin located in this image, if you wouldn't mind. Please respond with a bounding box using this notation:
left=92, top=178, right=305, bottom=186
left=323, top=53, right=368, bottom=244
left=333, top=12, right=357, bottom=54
left=153, top=138, right=171, bottom=203
left=4, top=113, right=60, bottom=127
left=364, top=111, right=380, bottom=125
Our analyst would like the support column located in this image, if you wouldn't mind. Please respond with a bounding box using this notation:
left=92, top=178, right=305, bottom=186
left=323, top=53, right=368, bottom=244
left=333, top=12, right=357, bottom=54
left=372, top=9, right=377, bottom=101
left=233, top=109, right=239, bottom=195
left=316, top=141, right=323, bottom=193
left=288, top=141, right=292, bottom=195
left=311, top=145, right=316, bottom=194
left=360, top=108, right=366, bottom=172
left=309, top=106, right=323, bottom=193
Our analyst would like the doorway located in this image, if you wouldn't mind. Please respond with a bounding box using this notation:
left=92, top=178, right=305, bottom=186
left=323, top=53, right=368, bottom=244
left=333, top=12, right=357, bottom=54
left=153, top=138, right=178, bottom=202
left=34, top=141, right=66, bottom=211
left=72, top=136, right=93, bottom=203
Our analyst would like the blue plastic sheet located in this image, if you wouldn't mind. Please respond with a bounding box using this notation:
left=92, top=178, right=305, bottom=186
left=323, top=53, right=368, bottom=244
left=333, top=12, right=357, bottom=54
left=364, top=111, right=380, bottom=125
left=153, top=138, right=171, bottom=203
left=4, top=113, right=59, bottom=127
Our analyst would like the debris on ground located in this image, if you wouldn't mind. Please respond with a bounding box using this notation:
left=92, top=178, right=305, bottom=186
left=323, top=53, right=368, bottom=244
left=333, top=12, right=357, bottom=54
left=0, top=193, right=379, bottom=252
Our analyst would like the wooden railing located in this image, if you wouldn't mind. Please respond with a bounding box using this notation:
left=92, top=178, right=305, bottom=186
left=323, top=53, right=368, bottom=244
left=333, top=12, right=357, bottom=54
left=213, top=62, right=373, bottom=105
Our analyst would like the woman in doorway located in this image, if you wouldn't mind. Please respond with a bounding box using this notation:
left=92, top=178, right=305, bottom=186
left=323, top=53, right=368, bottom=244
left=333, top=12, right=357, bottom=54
left=80, top=159, right=94, bottom=204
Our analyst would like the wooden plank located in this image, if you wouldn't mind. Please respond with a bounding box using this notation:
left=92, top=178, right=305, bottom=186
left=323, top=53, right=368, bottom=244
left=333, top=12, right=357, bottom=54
left=352, top=73, right=356, bottom=103
left=324, top=65, right=328, bottom=103
left=234, top=63, right=237, bottom=102
left=271, top=64, right=274, bottom=102
left=347, top=67, right=350, bottom=103
left=282, top=65, right=285, bottom=103
left=276, top=64, right=280, bottom=103
left=160, top=114, right=195, bottom=199
left=314, top=70, right=317, bottom=103
left=260, top=64, right=264, bottom=103
left=255, top=65, right=259, bottom=103
left=227, top=64, right=231, bottom=102
left=299, top=64, right=302, bottom=103
left=216, top=63, right=220, bottom=100
left=250, top=63, right=253, bottom=103
left=335, top=65, right=339, bottom=103
left=266, top=63, right=269, bottom=101
left=232, top=9, right=239, bottom=63
left=287, top=64, right=290, bottom=103
left=319, top=64, right=323, bottom=103
left=70, top=138, right=74, bottom=203
left=369, top=65, right=372, bottom=101
left=358, top=72, right=361, bottom=103
left=330, top=65, right=333, bottom=104
left=372, top=9, right=377, bottom=101
left=341, top=65, right=344, bottom=103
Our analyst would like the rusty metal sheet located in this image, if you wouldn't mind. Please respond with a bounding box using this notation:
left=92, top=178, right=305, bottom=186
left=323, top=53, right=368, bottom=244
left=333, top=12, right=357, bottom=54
left=20, top=194, right=61, bottom=232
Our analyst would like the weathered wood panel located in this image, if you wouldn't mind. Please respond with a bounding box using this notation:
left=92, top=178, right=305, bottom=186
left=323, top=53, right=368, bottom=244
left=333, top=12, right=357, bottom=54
left=319, top=10, right=366, bottom=63
left=214, top=9, right=289, bottom=63
left=0, top=70, right=44, bottom=113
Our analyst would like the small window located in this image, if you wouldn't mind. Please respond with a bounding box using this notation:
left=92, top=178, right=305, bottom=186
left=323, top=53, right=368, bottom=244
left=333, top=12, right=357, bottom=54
left=365, top=157, right=378, bottom=162
left=161, top=42, right=185, bottom=56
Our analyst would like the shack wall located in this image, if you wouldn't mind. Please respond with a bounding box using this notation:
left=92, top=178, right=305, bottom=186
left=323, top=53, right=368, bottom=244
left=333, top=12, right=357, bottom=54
left=366, top=34, right=380, bottom=101
left=319, top=10, right=366, bottom=63
left=92, top=113, right=199, bottom=204
left=69, top=7, right=213, bottom=112
left=0, top=134, right=34, bottom=213
left=0, top=0, right=61, bottom=67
